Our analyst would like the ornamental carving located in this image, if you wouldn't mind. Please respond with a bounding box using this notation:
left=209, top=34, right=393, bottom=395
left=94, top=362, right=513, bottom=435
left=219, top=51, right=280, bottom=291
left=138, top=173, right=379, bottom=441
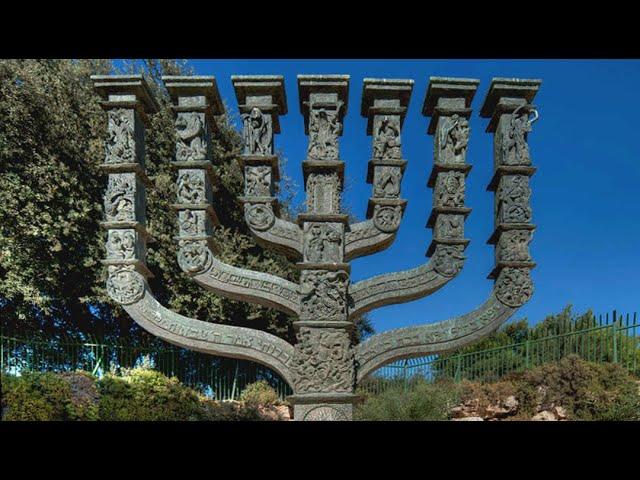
left=373, top=116, right=401, bottom=159
left=498, top=230, right=532, bottom=262
left=306, top=172, right=341, bottom=214
left=501, top=107, right=537, bottom=166
left=106, top=229, right=136, bottom=260
left=177, top=170, right=206, bottom=204
left=106, top=266, right=144, bottom=305
left=245, top=166, right=271, bottom=197
left=307, top=107, right=341, bottom=160
left=178, top=239, right=212, bottom=274
left=432, top=244, right=465, bottom=277
left=373, top=166, right=401, bottom=198
left=498, top=175, right=532, bottom=223
left=305, top=223, right=342, bottom=263
left=178, top=209, right=207, bottom=237
left=439, top=114, right=469, bottom=164
left=244, top=203, right=275, bottom=231
left=175, top=112, right=207, bottom=162
left=435, top=171, right=465, bottom=208
left=495, top=267, right=533, bottom=307
left=435, top=214, right=464, bottom=239
left=303, top=406, right=348, bottom=421
left=104, top=173, right=136, bottom=222
left=292, top=327, right=354, bottom=393
left=300, top=270, right=349, bottom=320
left=242, top=107, right=273, bottom=155
left=106, top=109, right=135, bottom=164
left=373, top=204, right=402, bottom=233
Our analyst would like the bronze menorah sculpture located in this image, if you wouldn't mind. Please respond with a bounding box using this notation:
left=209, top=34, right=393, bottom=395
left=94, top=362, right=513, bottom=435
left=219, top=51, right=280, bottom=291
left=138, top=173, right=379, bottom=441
left=92, top=73, right=540, bottom=421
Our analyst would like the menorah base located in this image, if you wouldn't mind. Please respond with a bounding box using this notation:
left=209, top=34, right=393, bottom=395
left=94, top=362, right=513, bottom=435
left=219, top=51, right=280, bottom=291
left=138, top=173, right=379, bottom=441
left=287, top=393, right=362, bottom=421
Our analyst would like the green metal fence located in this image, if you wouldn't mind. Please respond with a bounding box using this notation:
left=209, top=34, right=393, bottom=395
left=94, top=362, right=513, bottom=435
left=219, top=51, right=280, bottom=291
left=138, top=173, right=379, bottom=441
left=0, top=334, right=293, bottom=401
left=359, top=310, right=640, bottom=395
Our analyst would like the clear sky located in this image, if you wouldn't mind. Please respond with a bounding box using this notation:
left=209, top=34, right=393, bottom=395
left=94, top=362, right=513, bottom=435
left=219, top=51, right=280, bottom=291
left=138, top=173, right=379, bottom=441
left=161, top=59, right=640, bottom=332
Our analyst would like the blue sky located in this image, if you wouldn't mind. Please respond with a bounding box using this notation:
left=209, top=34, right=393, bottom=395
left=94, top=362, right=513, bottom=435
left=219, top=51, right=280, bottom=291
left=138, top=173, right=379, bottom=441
left=157, top=60, right=640, bottom=332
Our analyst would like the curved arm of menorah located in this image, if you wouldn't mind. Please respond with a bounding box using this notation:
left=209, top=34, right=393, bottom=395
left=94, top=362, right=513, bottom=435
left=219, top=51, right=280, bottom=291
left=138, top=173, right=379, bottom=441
left=347, top=247, right=464, bottom=319
left=177, top=244, right=300, bottom=316
left=107, top=270, right=296, bottom=386
left=241, top=198, right=303, bottom=259
left=354, top=288, right=524, bottom=382
left=344, top=219, right=397, bottom=261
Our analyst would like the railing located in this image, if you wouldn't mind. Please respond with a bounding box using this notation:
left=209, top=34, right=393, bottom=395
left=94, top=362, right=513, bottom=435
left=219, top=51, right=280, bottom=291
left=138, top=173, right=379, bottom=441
left=359, top=310, right=639, bottom=395
left=0, top=334, right=293, bottom=401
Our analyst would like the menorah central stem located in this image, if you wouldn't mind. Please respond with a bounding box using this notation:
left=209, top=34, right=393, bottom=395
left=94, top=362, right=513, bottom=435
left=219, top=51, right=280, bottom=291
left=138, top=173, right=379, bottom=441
left=286, top=75, right=358, bottom=421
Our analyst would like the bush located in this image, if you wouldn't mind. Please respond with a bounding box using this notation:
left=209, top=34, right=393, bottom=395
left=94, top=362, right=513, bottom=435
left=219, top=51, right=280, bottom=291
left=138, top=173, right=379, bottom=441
left=97, top=366, right=203, bottom=421
left=355, top=378, right=461, bottom=421
left=239, top=380, right=279, bottom=406
left=1, top=371, right=98, bottom=421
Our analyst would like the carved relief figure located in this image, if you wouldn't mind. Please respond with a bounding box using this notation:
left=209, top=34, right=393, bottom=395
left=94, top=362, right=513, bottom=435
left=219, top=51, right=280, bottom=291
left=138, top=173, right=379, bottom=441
left=435, top=171, right=465, bottom=208
left=372, top=116, right=401, bottom=159
left=306, top=173, right=341, bottom=214
left=435, top=214, right=464, bottom=239
left=300, top=270, right=348, bottom=319
left=292, top=327, right=354, bottom=393
left=495, top=267, right=533, bottom=307
left=502, top=107, right=537, bottom=165
left=177, top=170, right=206, bottom=204
left=307, top=107, right=341, bottom=160
left=106, top=109, right=135, bottom=164
left=106, top=229, right=136, bottom=260
left=176, top=112, right=207, bottom=162
left=245, top=166, right=271, bottom=197
left=440, top=114, right=469, bottom=164
left=374, top=166, right=401, bottom=198
left=104, top=173, right=136, bottom=222
left=499, top=175, right=532, bottom=223
left=178, top=240, right=211, bottom=274
left=242, top=107, right=273, bottom=155
left=305, top=224, right=342, bottom=263
left=498, top=230, right=532, bottom=262
left=433, top=244, right=465, bottom=277
left=178, top=209, right=206, bottom=237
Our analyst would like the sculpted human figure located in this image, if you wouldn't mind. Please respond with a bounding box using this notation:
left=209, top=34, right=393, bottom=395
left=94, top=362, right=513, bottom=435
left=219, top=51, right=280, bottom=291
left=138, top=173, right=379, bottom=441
left=373, top=116, right=401, bottom=159
left=502, top=106, right=537, bottom=165
left=440, top=114, right=469, bottom=164
left=176, top=113, right=207, bottom=161
left=307, top=108, right=341, bottom=159
left=242, top=107, right=272, bottom=155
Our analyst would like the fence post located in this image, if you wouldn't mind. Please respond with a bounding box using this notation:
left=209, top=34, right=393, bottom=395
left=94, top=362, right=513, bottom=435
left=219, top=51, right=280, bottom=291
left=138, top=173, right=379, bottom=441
left=612, top=310, right=618, bottom=364
left=525, top=338, right=531, bottom=369
left=402, top=359, right=409, bottom=393
left=454, top=355, right=462, bottom=383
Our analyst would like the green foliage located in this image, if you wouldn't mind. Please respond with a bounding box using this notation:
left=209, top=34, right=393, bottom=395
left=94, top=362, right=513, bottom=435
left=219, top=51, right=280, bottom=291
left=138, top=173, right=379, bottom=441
left=355, top=378, right=461, bottom=421
left=239, top=380, right=279, bottom=406
left=1, top=371, right=98, bottom=420
left=0, top=58, right=300, bottom=344
left=97, top=365, right=203, bottom=421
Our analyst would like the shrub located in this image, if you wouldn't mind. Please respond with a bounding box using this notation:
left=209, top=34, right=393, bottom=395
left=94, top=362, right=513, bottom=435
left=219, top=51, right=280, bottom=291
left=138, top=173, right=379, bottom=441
left=239, top=380, right=279, bottom=406
left=97, top=366, right=202, bottom=421
left=355, top=378, right=461, bottom=421
left=1, top=371, right=99, bottom=421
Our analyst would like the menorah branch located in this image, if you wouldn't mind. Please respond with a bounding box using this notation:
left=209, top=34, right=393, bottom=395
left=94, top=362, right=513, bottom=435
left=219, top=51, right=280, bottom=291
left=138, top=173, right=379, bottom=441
left=92, top=75, right=296, bottom=382
left=353, top=78, right=541, bottom=380
left=163, top=76, right=301, bottom=317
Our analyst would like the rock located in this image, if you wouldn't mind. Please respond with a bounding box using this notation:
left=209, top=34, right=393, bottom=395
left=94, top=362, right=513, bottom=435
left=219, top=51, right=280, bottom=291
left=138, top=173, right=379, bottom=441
left=532, top=410, right=557, bottom=421
left=553, top=406, right=567, bottom=420
left=276, top=404, right=292, bottom=421
left=452, top=416, right=484, bottom=421
left=504, top=395, right=518, bottom=410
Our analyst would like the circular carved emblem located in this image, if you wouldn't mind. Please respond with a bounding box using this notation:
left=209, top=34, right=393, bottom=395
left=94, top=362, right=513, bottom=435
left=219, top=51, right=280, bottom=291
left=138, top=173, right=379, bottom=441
left=245, top=203, right=275, bottom=231
left=303, top=405, right=347, bottom=421
left=373, top=205, right=402, bottom=233
left=495, top=267, right=533, bottom=307
left=178, top=240, right=212, bottom=274
left=106, top=267, right=144, bottom=305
